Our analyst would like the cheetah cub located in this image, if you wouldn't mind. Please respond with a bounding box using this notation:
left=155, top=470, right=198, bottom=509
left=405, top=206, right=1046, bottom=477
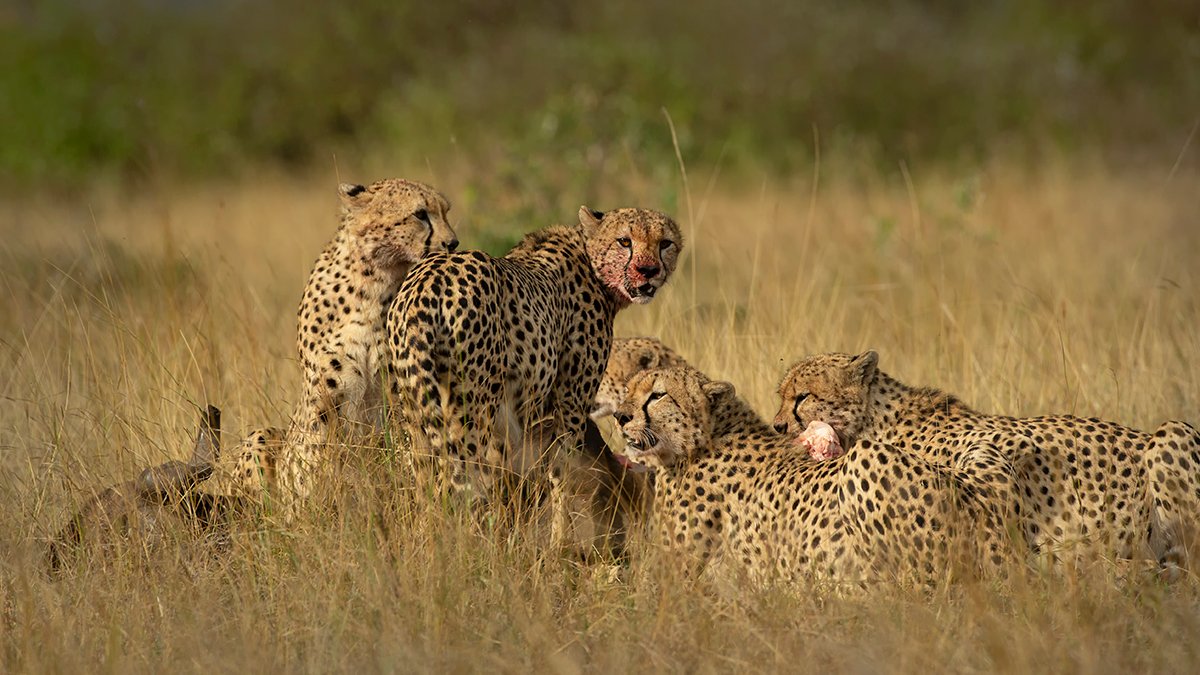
left=774, top=351, right=1200, bottom=575
left=616, top=367, right=1018, bottom=585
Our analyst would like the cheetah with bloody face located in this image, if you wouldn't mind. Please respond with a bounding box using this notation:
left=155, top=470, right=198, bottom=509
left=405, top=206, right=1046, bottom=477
left=774, top=351, right=1200, bottom=575
left=388, top=206, right=681, bottom=551
left=242, top=179, right=458, bottom=505
left=614, top=367, right=1017, bottom=584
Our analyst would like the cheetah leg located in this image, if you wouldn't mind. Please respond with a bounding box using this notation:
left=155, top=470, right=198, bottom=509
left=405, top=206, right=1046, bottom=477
left=276, top=423, right=319, bottom=519
left=952, top=442, right=1027, bottom=575
left=540, top=327, right=622, bottom=560
left=275, top=394, right=343, bottom=520
left=545, top=407, right=618, bottom=558
left=403, top=376, right=502, bottom=521
left=1143, top=420, right=1200, bottom=580
left=459, top=387, right=509, bottom=511
left=217, top=426, right=286, bottom=499
left=546, top=432, right=587, bottom=554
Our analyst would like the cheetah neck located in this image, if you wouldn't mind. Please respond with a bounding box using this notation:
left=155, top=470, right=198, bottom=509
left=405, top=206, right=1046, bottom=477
left=507, top=225, right=621, bottom=314
left=321, top=236, right=411, bottom=329
left=650, top=468, right=689, bottom=543
left=652, top=443, right=717, bottom=505
left=866, top=371, right=974, bottom=444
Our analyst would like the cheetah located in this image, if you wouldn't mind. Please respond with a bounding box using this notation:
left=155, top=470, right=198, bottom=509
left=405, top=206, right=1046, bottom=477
left=614, top=367, right=1018, bottom=584
left=225, top=426, right=286, bottom=498
left=773, top=351, right=1200, bottom=574
left=246, top=179, right=458, bottom=507
left=591, top=336, right=838, bottom=532
left=588, top=337, right=699, bottom=534
left=592, top=336, right=692, bottom=420
left=388, top=206, right=682, bottom=551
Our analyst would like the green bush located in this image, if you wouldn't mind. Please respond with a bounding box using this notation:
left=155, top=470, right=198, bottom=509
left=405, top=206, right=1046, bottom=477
left=2, top=0, right=1197, bottom=187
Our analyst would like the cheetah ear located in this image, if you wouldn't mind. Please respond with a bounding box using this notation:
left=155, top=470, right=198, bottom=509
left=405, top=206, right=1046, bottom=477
left=338, top=183, right=369, bottom=208
left=636, top=349, right=658, bottom=370
left=850, top=350, right=879, bottom=384
left=578, top=205, right=605, bottom=232
left=701, top=380, right=734, bottom=402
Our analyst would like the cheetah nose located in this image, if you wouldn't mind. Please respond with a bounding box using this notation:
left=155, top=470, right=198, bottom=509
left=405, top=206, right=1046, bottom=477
left=773, top=422, right=789, bottom=434
left=614, top=411, right=633, bottom=426
left=636, top=265, right=660, bottom=278
left=445, top=239, right=460, bottom=252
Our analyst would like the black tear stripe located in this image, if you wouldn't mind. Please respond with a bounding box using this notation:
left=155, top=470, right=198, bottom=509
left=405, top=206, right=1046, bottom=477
left=641, top=395, right=656, bottom=427
left=422, top=223, right=432, bottom=252
left=793, top=397, right=804, bottom=425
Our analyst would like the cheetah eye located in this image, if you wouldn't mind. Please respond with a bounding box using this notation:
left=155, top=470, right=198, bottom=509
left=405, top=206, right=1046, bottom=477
left=413, top=209, right=429, bottom=223
left=659, top=240, right=674, bottom=251
left=647, top=391, right=665, bottom=403
left=617, top=237, right=632, bottom=248
left=796, top=393, right=810, bottom=402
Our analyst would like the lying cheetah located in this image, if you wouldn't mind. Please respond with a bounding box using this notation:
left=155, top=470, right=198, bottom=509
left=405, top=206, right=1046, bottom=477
left=588, top=337, right=698, bottom=534
left=592, top=337, right=692, bottom=420
left=615, top=367, right=1018, bottom=584
left=252, top=179, right=457, bottom=507
left=389, top=206, right=682, bottom=551
left=591, top=336, right=840, bottom=531
left=774, top=351, right=1200, bottom=573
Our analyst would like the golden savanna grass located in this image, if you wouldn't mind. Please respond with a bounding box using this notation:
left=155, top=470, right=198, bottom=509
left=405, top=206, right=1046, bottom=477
left=2, top=158, right=1199, bottom=672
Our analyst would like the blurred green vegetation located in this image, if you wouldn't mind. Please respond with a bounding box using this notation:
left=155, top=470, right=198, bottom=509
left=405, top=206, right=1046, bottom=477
left=2, top=0, right=1198, bottom=187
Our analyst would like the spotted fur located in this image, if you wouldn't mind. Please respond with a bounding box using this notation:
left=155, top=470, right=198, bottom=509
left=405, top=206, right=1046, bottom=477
left=388, top=206, right=682, bottom=552
left=235, top=179, right=458, bottom=506
left=774, top=351, right=1200, bottom=575
left=616, top=367, right=1017, bottom=584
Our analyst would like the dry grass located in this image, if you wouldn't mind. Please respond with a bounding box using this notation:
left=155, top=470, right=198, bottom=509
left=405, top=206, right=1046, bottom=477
left=2, top=157, right=1199, bottom=673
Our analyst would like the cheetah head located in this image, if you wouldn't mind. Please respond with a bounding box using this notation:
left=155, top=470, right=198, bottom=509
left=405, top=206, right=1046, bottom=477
left=773, top=351, right=878, bottom=449
left=591, top=337, right=690, bottom=420
left=613, top=367, right=732, bottom=472
left=338, top=179, right=459, bottom=274
left=579, top=206, right=682, bottom=307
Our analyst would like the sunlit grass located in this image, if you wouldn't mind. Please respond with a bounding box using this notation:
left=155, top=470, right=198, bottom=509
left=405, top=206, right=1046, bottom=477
left=2, top=156, right=1199, bottom=672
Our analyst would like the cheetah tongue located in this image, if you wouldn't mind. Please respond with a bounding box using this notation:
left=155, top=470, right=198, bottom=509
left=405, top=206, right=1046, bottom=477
left=614, top=452, right=650, bottom=474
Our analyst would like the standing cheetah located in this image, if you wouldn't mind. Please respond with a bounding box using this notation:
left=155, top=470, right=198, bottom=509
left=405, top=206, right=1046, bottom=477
left=773, top=351, right=1200, bottom=574
left=614, top=367, right=1018, bottom=584
left=388, top=206, right=682, bottom=551
left=251, top=179, right=458, bottom=508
